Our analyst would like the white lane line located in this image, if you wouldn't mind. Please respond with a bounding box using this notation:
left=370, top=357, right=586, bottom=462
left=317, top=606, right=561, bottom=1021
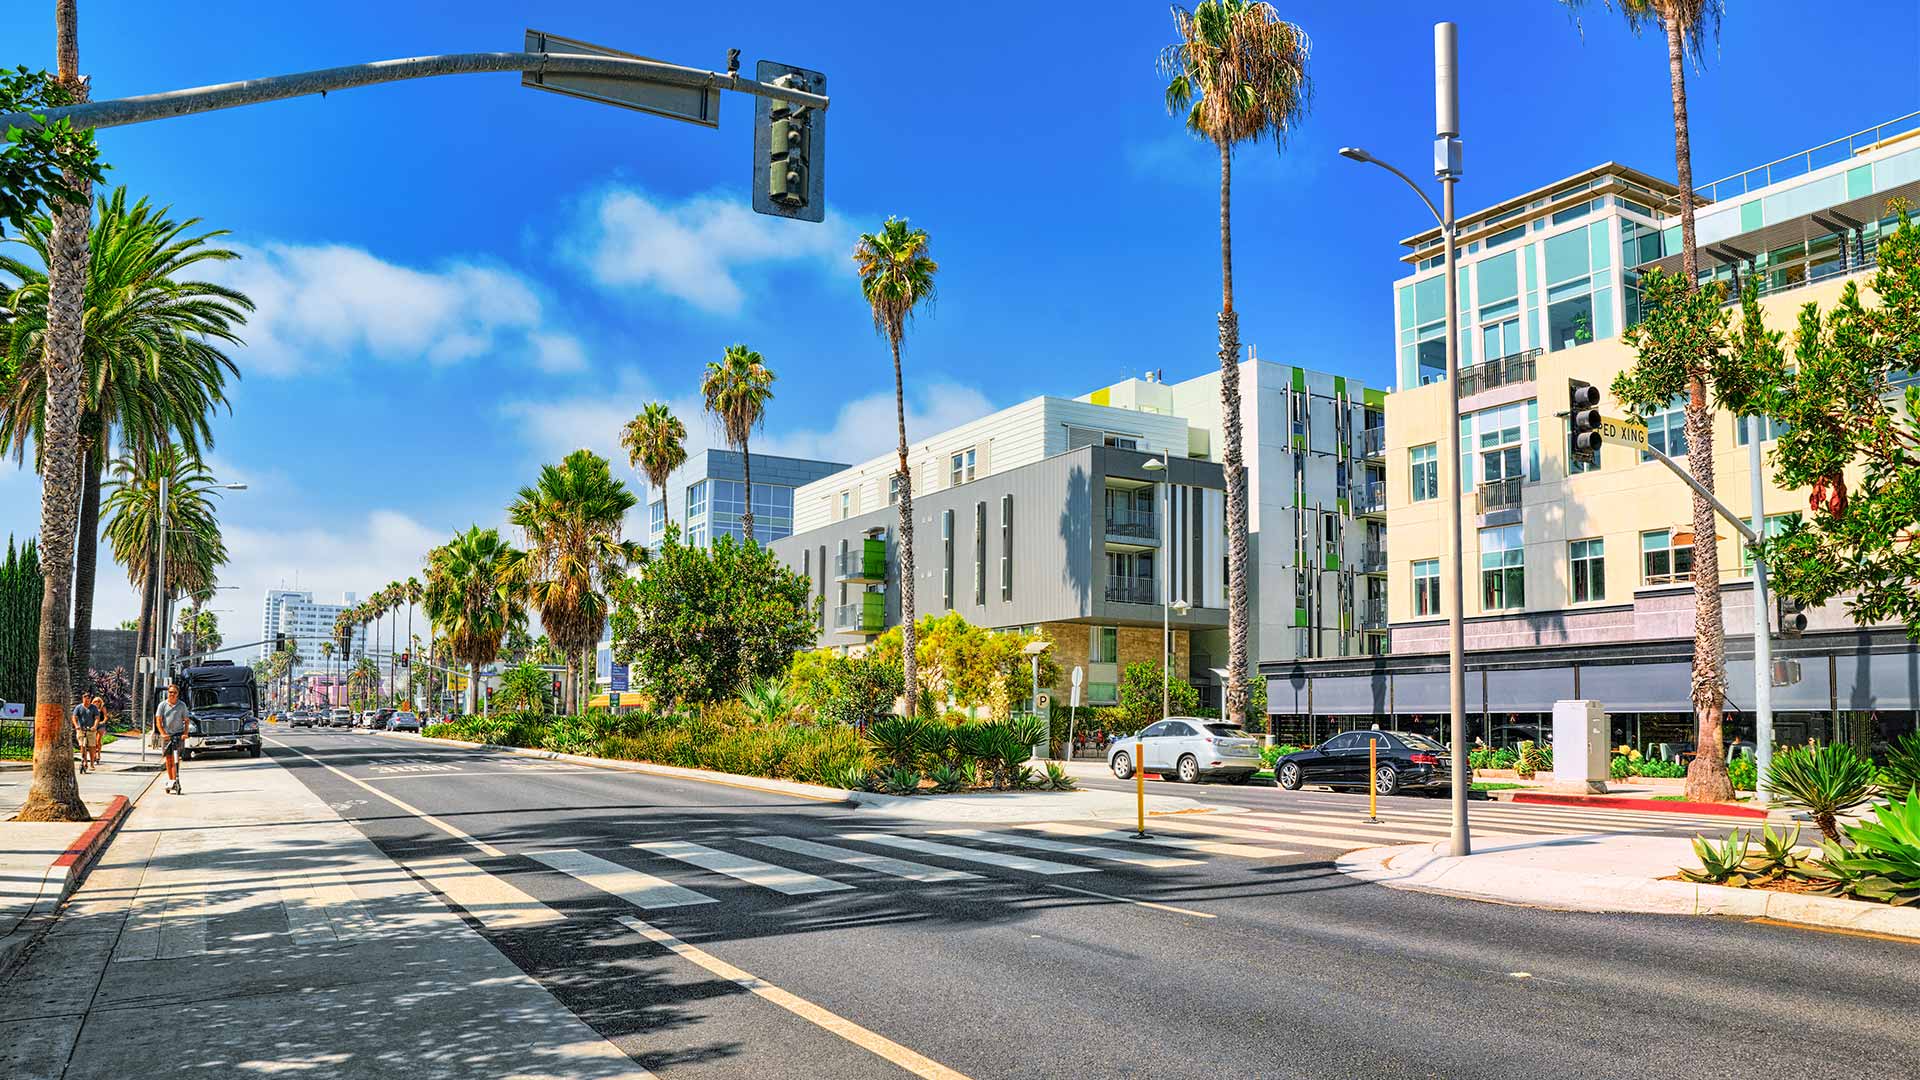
left=405, top=856, right=567, bottom=930
left=740, top=835, right=980, bottom=883
left=266, top=737, right=506, bottom=858
left=1040, top=882, right=1216, bottom=919
left=633, top=841, right=854, bottom=896
left=615, top=915, right=973, bottom=1080
left=530, top=849, right=716, bottom=910
left=1019, top=822, right=1298, bottom=860
left=841, top=832, right=1097, bottom=875
left=928, top=828, right=1202, bottom=868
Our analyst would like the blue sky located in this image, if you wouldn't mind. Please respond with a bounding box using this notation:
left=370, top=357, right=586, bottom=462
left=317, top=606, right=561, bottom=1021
left=2, top=0, right=1916, bottom=637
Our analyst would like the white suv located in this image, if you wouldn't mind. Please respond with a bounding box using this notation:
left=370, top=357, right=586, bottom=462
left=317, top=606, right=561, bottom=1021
left=1107, top=718, right=1262, bottom=784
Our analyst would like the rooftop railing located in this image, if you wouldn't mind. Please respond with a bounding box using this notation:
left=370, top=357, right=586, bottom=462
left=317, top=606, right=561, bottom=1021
left=1686, top=111, right=1920, bottom=207
left=1457, top=349, right=1541, bottom=398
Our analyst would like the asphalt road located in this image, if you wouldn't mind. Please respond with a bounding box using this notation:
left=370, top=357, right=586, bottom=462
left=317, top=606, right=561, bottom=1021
left=267, top=729, right=1920, bottom=1080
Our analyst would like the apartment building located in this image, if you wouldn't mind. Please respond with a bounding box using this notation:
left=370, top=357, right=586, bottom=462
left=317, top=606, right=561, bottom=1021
left=259, top=589, right=367, bottom=678
left=772, top=396, right=1231, bottom=708
left=1264, top=112, right=1920, bottom=753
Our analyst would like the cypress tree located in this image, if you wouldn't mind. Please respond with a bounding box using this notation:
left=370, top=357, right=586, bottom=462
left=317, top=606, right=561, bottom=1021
left=0, top=537, right=43, bottom=707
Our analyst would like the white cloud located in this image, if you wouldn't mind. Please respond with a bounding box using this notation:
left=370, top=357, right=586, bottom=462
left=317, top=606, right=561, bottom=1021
left=530, top=333, right=588, bottom=374
left=762, top=382, right=997, bottom=465
left=567, top=187, right=855, bottom=314
left=210, top=242, right=573, bottom=376
left=217, top=510, right=448, bottom=643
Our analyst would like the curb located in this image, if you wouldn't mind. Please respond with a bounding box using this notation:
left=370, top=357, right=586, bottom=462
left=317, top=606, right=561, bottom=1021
left=0, top=770, right=158, bottom=979
left=1511, top=792, right=1768, bottom=819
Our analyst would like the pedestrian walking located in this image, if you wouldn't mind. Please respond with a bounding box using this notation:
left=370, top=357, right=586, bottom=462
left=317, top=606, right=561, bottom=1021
left=155, top=683, right=191, bottom=795
left=70, top=695, right=100, bottom=773
left=83, top=694, right=105, bottom=770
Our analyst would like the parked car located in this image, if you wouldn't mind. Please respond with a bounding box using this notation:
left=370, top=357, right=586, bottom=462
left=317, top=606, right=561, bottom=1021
left=1106, top=718, right=1262, bottom=784
left=1274, top=730, right=1454, bottom=796
left=289, top=712, right=313, bottom=729
left=368, top=709, right=394, bottom=731
left=387, top=710, right=420, bottom=733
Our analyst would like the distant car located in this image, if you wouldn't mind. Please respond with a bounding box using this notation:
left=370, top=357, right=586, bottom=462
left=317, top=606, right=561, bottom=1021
left=1274, top=730, right=1454, bottom=796
left=289, top=712, right=313, bottom=729
left=387, top=711, right=420, bottom=733
left=369, top=709, right=394, bottom=731
left=1106, top=718, right=1262, bottom=784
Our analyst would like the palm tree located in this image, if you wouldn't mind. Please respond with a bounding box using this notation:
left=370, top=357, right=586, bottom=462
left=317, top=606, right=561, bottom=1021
left=1562, top=0, right=1730, bottom=801
left=15, top=0, right=94, bottom=822
left=1160, top=1, right=1311, bottom=726
left=0, top=188, right=250, bottom=701
left=701, top=345, right=775, bottom=542
left=620, top=402, right=689, bottom=531
left=404, top=576, right=422, bottom=708
left=319, top=639, right=334, bottom=707
left=424, top=526, right=524, bottom=714
left=853, top=217, right=939, bottom=705
left=502, top=450, right=644, bottom=715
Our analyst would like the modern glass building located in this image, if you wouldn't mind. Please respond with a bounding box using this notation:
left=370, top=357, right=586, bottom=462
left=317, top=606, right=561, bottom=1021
left=651, top=449, right=846, bottom=549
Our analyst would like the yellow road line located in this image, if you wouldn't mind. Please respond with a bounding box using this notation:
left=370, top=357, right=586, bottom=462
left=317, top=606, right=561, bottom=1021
left=614, top=915, right=973, bottom=1080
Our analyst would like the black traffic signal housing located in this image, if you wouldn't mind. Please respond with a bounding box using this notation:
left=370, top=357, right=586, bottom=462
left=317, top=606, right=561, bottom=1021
left=752, top=61, right=825, bottom=223
left=275, top=632, right=290, bottom=652
left=1569, top=380, right=1603, bottom=464
left=338, top=633, right=352, bottom=663
left=398, top=651, right=410, bottom=668
left=1778, top=594, right=1808, bottom=638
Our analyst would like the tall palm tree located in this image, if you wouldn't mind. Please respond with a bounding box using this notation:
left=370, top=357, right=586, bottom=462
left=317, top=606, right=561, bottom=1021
left=1, top=187, right=250, bottom=701
left=404, top=576, right=422, bottom=707
left=1160, top=1, right=1311, bottom=726
left=853, top=217, right=939, bottom=704
left=1562, top=0, right=1729, bottom=801
left=502, top=450, right=644, bottom=715
left=319, top=639, right=334, bottom=707
left=620, top=401, right=689, bottom=532
left=701, top=346, right=774, bottom=542
left=424, top=526, right=524, bottom=714
left=16, top=0, right=94, bottom=822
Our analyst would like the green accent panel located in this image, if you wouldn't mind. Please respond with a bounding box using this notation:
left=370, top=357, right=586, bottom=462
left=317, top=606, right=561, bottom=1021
left=1545, top=226, right=1590, bottom=284
left=1588, top=218, right=1610, bottom=272
left=1397, top=283, right=1415, bottom=331
left=1294, top=608, right=1309, bottom=628
left=1740, top=200, right=1764, bottom=233
left=860, top=538, right=887, bottom=578
left=1847, top=164, right=1873, bottom=200
left=859, top=589, right=886, bottom=632
left=1662, top=224, right=1681, bottom=255
left=1292, top=434, right=1306, bottom=450
left=1476, top=250, right=1519, bottom=306
left=1335, top=498, right=1349, bottom=515
left=1333, top=374, right=1347, bottom=396
left=1363, top=387, right=1386, bottom=408
left=1326, top=551, right=1340, bottom=571
left=1292, top=366, right=1307, bottom=392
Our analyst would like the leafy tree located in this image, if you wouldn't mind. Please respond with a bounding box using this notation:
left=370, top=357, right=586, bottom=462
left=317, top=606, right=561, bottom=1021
left=0, top=536, right=41, bottom=708
left=495, top=661, right=554, bottom=714
left=1117, top=659, right=1200, bottom=725
left=1159, top=1, right=1311, bottom=726
left=1723, top=213, right=1920, bottom=631
left=621, top=401, right=688, bottom=528
left=869, top=612, right=1058, bottom=719
left=610, top=527, right=814, bottom=706
left=85, top=665, right=128, bottom=716
left=423, top=526, right=524, bottom=713
left=701, top=345, right=774, bottom=539
left=807, top=653, right=906, bottom=727
left=175, top=604, right=221, bottom=658
left=853, top=216, right=939, bottom=701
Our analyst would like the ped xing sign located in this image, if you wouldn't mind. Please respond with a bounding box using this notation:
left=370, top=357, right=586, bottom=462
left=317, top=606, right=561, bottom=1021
left=1599, top=415, right=1649, bottom=451
left=522, top=30, right=720, bottom=127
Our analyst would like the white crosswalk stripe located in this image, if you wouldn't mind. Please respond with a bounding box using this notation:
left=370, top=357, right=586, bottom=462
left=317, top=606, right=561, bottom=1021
left=404, top=856, right=566, bottom=930
left=741, top=835, right=981, bottom=882
left=927, top=828, right=1203, bottom=868
left=1233, top=809, right=1565, bottom=840
left=842, top=832, right=1099, bottom=875
left=1018, top=822, right=1299, bottom=859
left=530, top=848, right=717, bottom=909
left=634, top=840, right=854, bottom=896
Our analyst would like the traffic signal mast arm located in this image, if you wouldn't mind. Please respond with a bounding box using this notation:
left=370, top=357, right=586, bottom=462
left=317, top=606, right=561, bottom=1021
left=1640, top=442, right=1760, bottom=548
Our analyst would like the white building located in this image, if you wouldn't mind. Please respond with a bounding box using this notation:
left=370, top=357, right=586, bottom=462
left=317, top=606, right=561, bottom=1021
left=260, top=590, right=369, bottom=678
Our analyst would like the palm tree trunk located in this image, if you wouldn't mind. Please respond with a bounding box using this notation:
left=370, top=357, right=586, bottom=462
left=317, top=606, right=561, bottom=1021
left=69, top=443, right=102, bottom=699
left=1667, top=21, right=1730, bottom=803
left=133, top=571, right=154, bottom=730
left=1217, top=139, right=1249, bottom=728
left=892, top=336, right=916, bottom=713
left=740, top=436, right=755, bottom=542
left=20, top=0, right=93, bottom=822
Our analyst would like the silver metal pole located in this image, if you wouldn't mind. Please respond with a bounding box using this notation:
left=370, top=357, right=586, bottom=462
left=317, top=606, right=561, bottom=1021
left=1436, top=22, right=1470, bottom=858
left=1749, top=415, right=1773, bottom=796
left=1162, top=475, right=1172, bottom=720
left=145, top=474, right=170, bottom=763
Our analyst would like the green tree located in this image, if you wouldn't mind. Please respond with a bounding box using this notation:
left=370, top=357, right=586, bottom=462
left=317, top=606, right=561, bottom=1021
left=702, top=345, right=774, bottom=540
left=495, top=661, right=554, bottom=714
left=869, top=612, right=1058, bottom=719
left=503, top=449, right=643, bottom=715
left=0, top=66, right=104, bottom=238
left=853, top=217, right=939, bottom=700
left=175, top=603, right=221, bottom=659
left=1561, top=1, right=1729, bottom=803
left=0, top=536, right=42, bottom=708
left=423, top=526, right=523, bottom=714
left=620, top=401, right=688, bottom=529
left=610, top=527, right=814, bottom=706
left=1160, top=1, right=1311, bottom=727
left=1117, top=659, right=1200, bottom=725
left=1722, top=213, right=1920, bottom=630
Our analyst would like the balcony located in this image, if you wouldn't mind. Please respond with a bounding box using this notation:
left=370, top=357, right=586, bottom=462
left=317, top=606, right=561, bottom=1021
left=1103, top=575, right=1158, bottom=606
left=1361, top=597, right=1387, bottom=630
left=1359, top=544, right=1387, bottom=574
left=1457, top=348, right=1541, bottom=397
left=1475, top=477, right=1524, bottom=515
left=1354, top=480, right=1386, bottom=515
left=833, top=590, right=886, bottom=634
left=1103, top=505, right=1158, bottom=544
left=834, top=537, right=888, bottom=583
left=1361, top=427, right=1386, bottom=458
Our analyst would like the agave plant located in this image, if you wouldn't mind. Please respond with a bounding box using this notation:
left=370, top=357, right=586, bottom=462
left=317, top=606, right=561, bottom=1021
left=823, top=763, right=868, bottom=791
left=1767, top=745, right=1878, bottom=844
left=1816, top=791, right=1920, bottom=906
left=1011, top=764, right=1041, bottom=790
left=882, top=765, right=924, bottom=796
left=1880, top=732, right=1920, bottom=799
left=1678, top=829, right=1754, bottom=886
left=741, top=677, right=796, bottom=726
left=865, top=715, right=929, bottom=770
left=927, top=762, right=967, bottom=794
left=1043, top=762, right=1077, bottom=792
left=1741, top=822, right=1817, bottom=883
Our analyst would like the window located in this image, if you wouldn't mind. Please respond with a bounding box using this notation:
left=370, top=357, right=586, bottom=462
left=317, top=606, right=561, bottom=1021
left=709, top=480, right=794, bottom=543
left=1479, top=524, right=1524, bottom=610
left=888, top=474, right=903, bottom=505
left=1000, top=494, right=1013, bottom=600
left=949, top=448, right=976, bottom=487
left=686, top=480, right=708, bottom=522
left=1642, top=528, right=1694, bottom=585
left=941, top=509, right=955, bottom=607
left=1570, top=538, right=1605, bottom=603
left=839, top=490, right=851, bottom=519
left=836, top=539, right=848, bottom=607
left=1643, top=396, right=1687, bottom=460
left=1412, top=558, right=1441, bottom=617
left=1410, top=444, right=1438, bottom=502
left=1736, top=415, right=1789, bottom=445
left=648, top=498, right=666, bottom=538
left=973, top=501, right=986, bottom=605
left=1476, top=402, right=1528, bottom=487
left=1103, top=433, right=1140, bottom=451
left=1091, top=626, right=1118, bottom=664
left=1743, top=513, right=1799, bottom=572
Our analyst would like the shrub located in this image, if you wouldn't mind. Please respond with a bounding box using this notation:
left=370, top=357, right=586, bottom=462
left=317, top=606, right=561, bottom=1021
left=1679, top=829, right=1754, bottom=885
left=1768, top=744, right=1878, bottom=844
left=881, top=766, right=923, bottom=795
left=1637, top=757, right=1686, bottom=779
left=1116, top=660, right=1199, bottom=725
left=928, top=763, right=967, bottom=793
left=1042, top=762, right=1077, bottom=792
left=1880, top=732, right=1920, bottom=798
left=1491, top=747, right=1518, bottom=770
left=1816, top=791, right=1920, bottom=906
left=1727, top=755, right=1757, bottom=792
left=1609, top=754, right=1633, bottom=780
left=865, top=715, right=930, bottom=770
left=741, top=677, right=798, bottom=726
left=1515, top=741, right=1540, bottom=779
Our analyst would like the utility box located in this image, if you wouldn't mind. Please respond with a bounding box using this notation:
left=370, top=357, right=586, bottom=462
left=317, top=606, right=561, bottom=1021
left=1551, top=699, right=1610, bottom=794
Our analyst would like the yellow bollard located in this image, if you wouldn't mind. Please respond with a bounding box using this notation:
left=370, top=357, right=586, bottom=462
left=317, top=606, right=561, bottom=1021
left=1135, top=738, right=1148, bottom=838
left=1367, top=735, right=1381, bottom=824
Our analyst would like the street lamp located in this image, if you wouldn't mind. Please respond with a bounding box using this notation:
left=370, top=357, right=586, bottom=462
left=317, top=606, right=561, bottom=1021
left=1338, top=22, right=1471, bottom=857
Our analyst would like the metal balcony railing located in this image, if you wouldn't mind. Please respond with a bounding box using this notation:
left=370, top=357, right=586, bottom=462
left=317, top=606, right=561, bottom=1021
left=1361, top=427, right=1386, bottom=457
left=1103, top=575, right=1157, bottom=605
left=833, top=592, right=886, bottom=634
left=1359, top=544, right=1387, bottom=574
left=1103, top=506, right=1157, bottom=541
left=834, top=547, right=886, bottom=582
left=1475, top=477, right=1524, bottom=514
left=1354, top=480, right=1386, bottom=515
left=1457, top=348, right=1541, bottom=397
left=1362, top=598, right=1388, bottom=629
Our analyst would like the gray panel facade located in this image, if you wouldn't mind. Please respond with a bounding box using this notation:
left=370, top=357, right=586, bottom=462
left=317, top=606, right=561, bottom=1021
left=1568, top=662, right=1692, bottom=712
left=1310, top=673, right=1390, bottom=716
left=1485, top=667, right=1576, bottom=712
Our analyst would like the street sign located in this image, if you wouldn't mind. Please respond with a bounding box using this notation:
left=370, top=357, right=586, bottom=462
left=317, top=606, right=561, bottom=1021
left=1035, top=692, right=1051, bottom=717
left=1771, top=658, right=1802, bottom=687
left=752, top=60, right=826, bottom=222
left=1598, top=415, right=1649, bottom=451
left=522, top=30, right=719, bottom=127
left=1070, top=666, right=1083, bottom=708
left=610, top=663, right=629, bottom=693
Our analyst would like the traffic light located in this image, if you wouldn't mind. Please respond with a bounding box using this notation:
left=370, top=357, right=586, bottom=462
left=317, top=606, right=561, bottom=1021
left=1569, top=380, right=1602, bottom=464
left=275, top=632, right=290, bottom=652
left=752, top=61, right=825, bottom=223
left=485, top=686, right=495, bottom=699
left=398, top=651, right=410, bottom=667
left=1778, top=594, right=1808, bottom=638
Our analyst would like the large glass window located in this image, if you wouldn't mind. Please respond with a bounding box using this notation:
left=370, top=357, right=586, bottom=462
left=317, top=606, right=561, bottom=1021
left=1410, top=444, right=1438, bottom=502
left=1736, top=414, right=1789, bottom=445
left=1462, top=400, right=1539, bottom=492
left=686, top=480, right=708, bottom=523
left=1570, top=538, right=1605, bottom=603
left=649, top=498, right=666, bottom=538
left=1479, top=525, right=1525, bottom=610
left=709, top=480, right=794, bottom=544
left=1091, top=626, right=1118, bottom=664
left=1643, top=395, right=1687, bottom=460
left=1642, top=528, right=1694, bottom=585
left=949, top=447, right=976, bottom=487
left=1412, top=558, right=1440, bottom=617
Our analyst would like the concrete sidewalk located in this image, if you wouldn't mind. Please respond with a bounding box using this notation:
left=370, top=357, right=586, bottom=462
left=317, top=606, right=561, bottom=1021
left=0, top=744, right=655, bottom=1079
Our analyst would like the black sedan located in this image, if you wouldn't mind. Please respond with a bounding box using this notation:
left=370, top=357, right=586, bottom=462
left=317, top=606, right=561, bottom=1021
left=1274, top=730, right=1454, bottom=796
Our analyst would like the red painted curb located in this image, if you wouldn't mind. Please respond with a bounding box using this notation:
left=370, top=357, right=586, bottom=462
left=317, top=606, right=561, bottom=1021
left=52, top=795, right=129, bottom=884
left=1513, top=791, right=1767, bottom=819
